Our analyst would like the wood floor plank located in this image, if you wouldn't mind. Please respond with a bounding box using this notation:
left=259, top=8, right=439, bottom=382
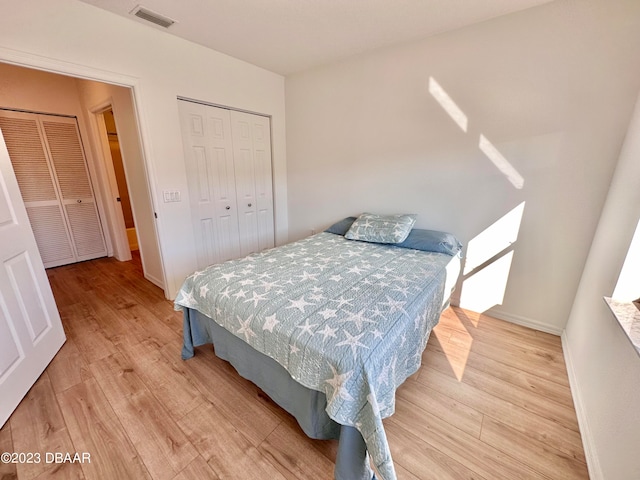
left=480, top=416, right=589, bottom=479
left=423, top=345, right=575, bottom=409
left=0, top=421, right=17, bottom=480
left=115, top=340, right=207, bottom=423
left=259, top=422, right=336, bottom=480
left=57, top=379, right=151, bottom=480
left=89, top=353, right=198, bottom=480
left=171, top=344, right=284, bottom=447
left=385, top=422, right=484, bottom=480
left=171, top=455, right=220, bottom=480
left=165, top=342, right=293, bottom=424
left=177, top=402, right=286, bottom=480
left=440, top=307, right=564, bottom=353
left=88, top=280, right=177, bottom=346
left=9, top=374, right=84, bottom=480
left=429, top=325, right=570, bottom=388
left=46, top=338, right=91, bottom=394
left=396, top=379, right=483, bottom=438
left=417, top=367, right=586, bottom=464
left=388, top=398, right=547, bottom=480
left=61, top=302, right=119, bottom=363
left=421, top=349, right=580, bottom=432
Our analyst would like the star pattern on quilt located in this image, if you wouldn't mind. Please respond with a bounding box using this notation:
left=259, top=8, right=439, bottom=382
left=336, top=330, right=369, bottom=359
left=236, top=315, right=256, bottom=341
left=263, top=314, right=279, bottom=332
left=325, top=363, right=354, bottom=403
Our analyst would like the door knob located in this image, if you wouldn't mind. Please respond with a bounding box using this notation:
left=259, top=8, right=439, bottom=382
left=248, top=203, right=252, bottom=207
left=77, top=199, right=82, bottom=203
left=225, top=206, right=230, bottom=210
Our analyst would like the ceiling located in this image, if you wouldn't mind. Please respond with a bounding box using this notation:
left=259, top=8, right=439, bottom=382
left=78, top=0, right=554, bottom=75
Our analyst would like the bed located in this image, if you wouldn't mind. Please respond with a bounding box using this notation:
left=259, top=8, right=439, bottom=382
left=175, top=216, right=462, bottom=480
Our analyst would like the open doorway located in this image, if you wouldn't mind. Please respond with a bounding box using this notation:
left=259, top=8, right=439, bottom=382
left=102, top=108, right=139, bottom=253
left=0, top=61, right=165, bottom=293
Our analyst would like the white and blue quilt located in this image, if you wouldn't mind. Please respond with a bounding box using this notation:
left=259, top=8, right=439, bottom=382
left=175, top=232, right=452, bottom=480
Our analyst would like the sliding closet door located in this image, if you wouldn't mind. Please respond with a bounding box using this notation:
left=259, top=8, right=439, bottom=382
left=0, top=111, right=107, bottom=268
left=179, top=101, right=241, bottom=268
left=230, top=111, right=275, bottom=256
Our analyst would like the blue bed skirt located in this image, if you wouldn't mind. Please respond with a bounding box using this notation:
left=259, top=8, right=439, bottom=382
left=182, top=307, right=375, bottom=480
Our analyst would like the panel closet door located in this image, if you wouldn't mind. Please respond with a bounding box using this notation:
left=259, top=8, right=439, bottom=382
left=179, top=100, right=275, bottom=269
left=179, top=101, right=242, bottom=268
left=230, top=110, right=275, bottom=256
left=0, top=111, right=107, bottom=268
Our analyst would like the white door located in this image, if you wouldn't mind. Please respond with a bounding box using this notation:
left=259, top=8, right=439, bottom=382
left=0, top=127, right=66, bottom=427
left=230, top=110, right=274, bottom=255
left=242, top=112, right=274, bottom=253
left=178, top=101, right=241, bottom=268
left=40, top=117, right=108, bottom=263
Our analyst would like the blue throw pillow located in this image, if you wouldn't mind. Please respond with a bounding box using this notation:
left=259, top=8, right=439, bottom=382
left=396, top=228, right=463, bottom=256
left=325, top=217, right=357, bottom=236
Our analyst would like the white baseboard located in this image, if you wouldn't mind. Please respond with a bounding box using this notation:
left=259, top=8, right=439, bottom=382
left=482, top=309, right=563, bottom=335
left=562, top=331, right=602, bottom=480
left=448, top=295, right=562, bottom=335
left=144, top=272, right=164, bottom=291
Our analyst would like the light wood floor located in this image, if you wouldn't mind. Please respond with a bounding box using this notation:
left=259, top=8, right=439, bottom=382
left=0, top=254, right=589, bottom=480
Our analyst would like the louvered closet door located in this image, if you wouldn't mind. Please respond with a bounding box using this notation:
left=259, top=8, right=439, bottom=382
left=178, top=101, right=241, bottom=268
left=40, top=117, right=106, bottom=262
left=0, top=112, right=75, bottom=268
left=0, top=111, right=106, bottom=268
left=230, top=110, right=275, bottom=256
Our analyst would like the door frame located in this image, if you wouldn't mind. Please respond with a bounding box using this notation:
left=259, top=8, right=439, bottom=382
left=89, top=100, right=131, bottom=262
left=0, top=48, right=168, bottom=297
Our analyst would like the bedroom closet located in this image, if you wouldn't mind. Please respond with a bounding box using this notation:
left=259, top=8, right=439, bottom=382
left=178, top=100, right=275, bottom=269
left=0, top=110, right=107, bottom=268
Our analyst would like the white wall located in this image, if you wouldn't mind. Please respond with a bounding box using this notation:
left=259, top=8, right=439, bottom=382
left=285, top=0, right=640, bottom=333
left=563, top=91, right=640, bottom=480
left=0, top=0, right=287, bottom=298
left=75, top=79, right=165, bottom=288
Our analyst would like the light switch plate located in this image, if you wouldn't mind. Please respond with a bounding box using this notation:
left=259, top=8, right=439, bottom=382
left=163, top=190, right=181, bottom=203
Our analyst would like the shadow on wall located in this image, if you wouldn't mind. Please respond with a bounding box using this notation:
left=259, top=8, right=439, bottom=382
left=429, top=76, right=526, bottom=378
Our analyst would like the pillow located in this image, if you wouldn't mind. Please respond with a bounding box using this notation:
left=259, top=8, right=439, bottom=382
left=325, top=217, right=357, bottom=236
left=326, top=216, right=462, bottom=256
left=345, top=213, right=417, bottom=244
left=396, top=228, right=463, bottom=256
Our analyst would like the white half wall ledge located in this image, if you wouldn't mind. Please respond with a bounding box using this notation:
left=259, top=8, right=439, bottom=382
left=603, top=297, right=640, bottom=357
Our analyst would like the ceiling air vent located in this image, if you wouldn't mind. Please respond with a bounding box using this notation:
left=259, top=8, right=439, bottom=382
left=130, top=5, right=175, bottom=28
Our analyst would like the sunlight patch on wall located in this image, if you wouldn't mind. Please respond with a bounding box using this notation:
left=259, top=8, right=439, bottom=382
left=478, top=135, right=524, bottom=189
left=464, top=202, right=525, bottom=275
left=460, top=251, right=515, bottom=313
left=428, top=77, right=468, bottom=132
left=460, top=202, right=525, bottom=312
